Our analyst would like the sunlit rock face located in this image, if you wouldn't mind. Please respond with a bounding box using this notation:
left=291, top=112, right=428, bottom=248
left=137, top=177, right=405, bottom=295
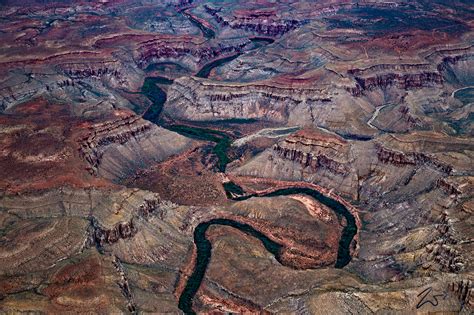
left=0, top=0, right=473, bottom=314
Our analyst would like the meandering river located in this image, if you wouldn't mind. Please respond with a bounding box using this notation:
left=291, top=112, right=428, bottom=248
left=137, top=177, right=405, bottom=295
left=452, top=86, right=474, bottom=104
left=138, top=48, right=358, bottom=315
left=196, top=54, right=242, bottom=78
left=178, top=184, right=358, bottom=314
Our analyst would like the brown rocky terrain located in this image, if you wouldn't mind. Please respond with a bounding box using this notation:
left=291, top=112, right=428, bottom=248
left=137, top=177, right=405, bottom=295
left=0, top=0, right=473, bottom=314
left=124, top=145, right=227, bottom=206
left=231, top=128, right=473, bottom=297
left=78, top=112, right=194, bottom=181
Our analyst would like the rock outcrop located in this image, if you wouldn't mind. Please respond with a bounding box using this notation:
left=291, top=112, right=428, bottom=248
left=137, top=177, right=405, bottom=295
left=272, top=130, right=350, bottom=176
left=204, top=5, right=304, bottom=36
left=78, top=113, right=194, bottom=180
left=90, top=217, right=138, bottom=247
left=88, top=197, right=165, bottom=247
left=165, top=76, right=333, bottom=124
left=135, top=38, right=248, bottom=70
left=349, top=72, right=443, bottom=96
left=375, top=143, right=452, bottom=174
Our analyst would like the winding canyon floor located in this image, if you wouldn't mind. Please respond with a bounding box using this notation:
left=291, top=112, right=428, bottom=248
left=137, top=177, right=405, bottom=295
left=0, top=0, right=473, bottom=314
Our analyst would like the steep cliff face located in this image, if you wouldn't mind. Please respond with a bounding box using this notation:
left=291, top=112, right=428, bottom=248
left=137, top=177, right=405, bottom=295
left=349, top=72, right=443, bottom=96
left=135, top=38, right=248, bottom=70
left=343, top=52, right=473, bottom=122
left=449, top=280, right=473, bottom=309
left=273, top=144, right=348, bottom=175
left=231, top=129, right=472, bottom=234
left=0, top=184, right=189, bottom=314
left=230, top=128, right=359, bottom=199
left=438, top=53, right=474, bottom=85
left=78, top=113, right=194, bottom=180
left=397, top=105, right=423, bottom=127
left=204, top=5, right=304, bottom=36
left=0, top=187, right=166, bottom=274
left=89, top=197, right=165, bottom=247
left=61, top=63, right=123, bottom=82
left=347, top=63, right=433, bottom=76
left=437, top=53, right=474, bottom=71
left=375, top=143, right=452, bottom=174
left=79, top=114, right=153, bottom=174
left=421, top=211, right=466, bottom=273
left=164, top=76, right=332, bottom=123
left=436, top=178, right=462, bottom=196
left=375, top=132, right=473, bottom=175
left=272, top=130, right=350, bottom=176
left=90, top=217, right=138, bottom=247
left=0, top=62, right=142, bottom=114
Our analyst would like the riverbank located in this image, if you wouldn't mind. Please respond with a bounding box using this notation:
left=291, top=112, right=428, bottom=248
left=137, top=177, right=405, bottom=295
left=176, top=175, right=361, bottom=314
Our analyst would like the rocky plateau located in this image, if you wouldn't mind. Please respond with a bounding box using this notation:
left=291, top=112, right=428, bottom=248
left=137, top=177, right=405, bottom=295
left=0, top=0, right=473, bottom=314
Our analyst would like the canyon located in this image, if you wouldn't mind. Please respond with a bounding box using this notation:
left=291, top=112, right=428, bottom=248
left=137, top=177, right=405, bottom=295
left=0, top=0, right=473, bottom=314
